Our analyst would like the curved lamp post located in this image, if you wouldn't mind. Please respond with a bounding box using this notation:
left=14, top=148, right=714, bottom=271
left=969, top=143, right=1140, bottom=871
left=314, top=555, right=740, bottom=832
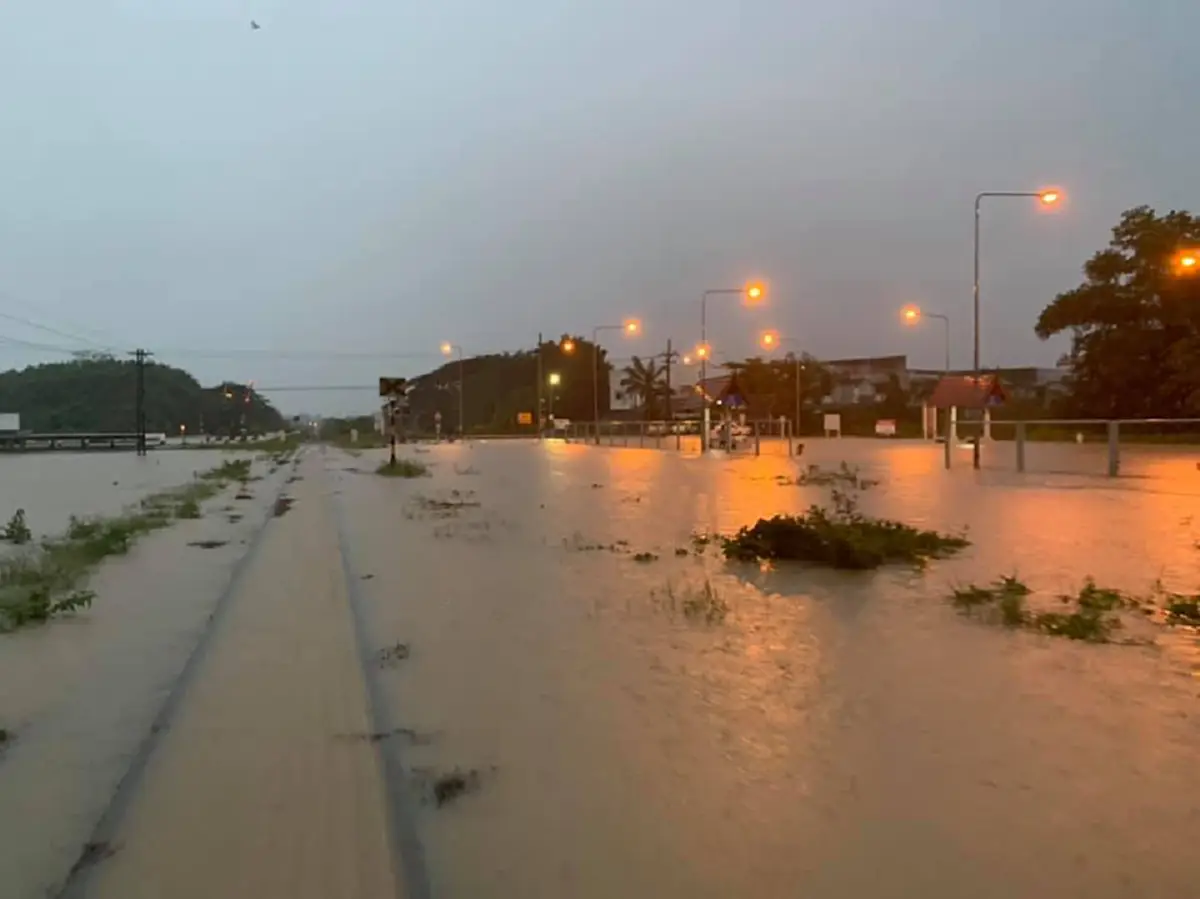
left=591, top=319, right=640, bottom=444
left=700, top=283, right=765, bottom=450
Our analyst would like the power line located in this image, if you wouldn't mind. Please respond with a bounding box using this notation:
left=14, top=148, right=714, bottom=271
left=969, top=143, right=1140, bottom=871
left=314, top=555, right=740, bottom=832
left=0, top=333, right=85, bottom=355
left=0, top=309, right=117, bottom=351
left=153, top=348, right=443, bottom=361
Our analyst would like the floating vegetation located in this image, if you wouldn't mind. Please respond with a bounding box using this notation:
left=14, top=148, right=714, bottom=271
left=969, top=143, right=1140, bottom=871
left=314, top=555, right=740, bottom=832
left=376, top=459, right=430, bottom=478
left=376, top=642, right=410, bottom=668
left=777, top=462, right=880, bottom=490
left=950, top=577, right=1148, bottom=644
left=632, top=551, right=659, bottom=563
left=187, top=540, right=228, bottom=550
left=723, top=489, right=967, bottom=570
left=273, top=496, right=295, bottom=517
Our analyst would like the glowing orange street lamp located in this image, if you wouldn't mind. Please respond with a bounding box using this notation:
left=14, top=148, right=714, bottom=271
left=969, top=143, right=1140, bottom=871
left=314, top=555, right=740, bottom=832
left=591, top=318, right=642, bottom=442
left=900, top=305, right=950, bottom=372
left=561, top=338, right=577, bottom=354
left=1176, top=250, right=1199, bottom=273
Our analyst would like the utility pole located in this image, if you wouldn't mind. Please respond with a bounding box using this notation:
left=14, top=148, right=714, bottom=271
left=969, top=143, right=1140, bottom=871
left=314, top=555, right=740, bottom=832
left=131, top=348, right=152, bottom=456
left=535, top=332, right=544, bottom=439
left=663, top=338, right=678, bottom=423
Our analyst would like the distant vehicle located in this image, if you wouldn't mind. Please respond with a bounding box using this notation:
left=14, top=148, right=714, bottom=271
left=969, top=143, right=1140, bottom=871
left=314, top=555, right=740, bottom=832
left=710, top=421, right=751, bottom=448
left=146, top=433, right=168, bottom=447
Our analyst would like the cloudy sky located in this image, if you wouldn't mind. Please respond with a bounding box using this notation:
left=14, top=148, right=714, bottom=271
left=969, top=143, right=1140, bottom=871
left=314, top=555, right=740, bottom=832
left=1, top=0, right=1196, bottom=413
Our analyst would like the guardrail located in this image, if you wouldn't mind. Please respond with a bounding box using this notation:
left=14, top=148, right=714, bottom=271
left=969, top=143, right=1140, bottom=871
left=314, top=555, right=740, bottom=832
left=983, top=418, right=1200, bottom=476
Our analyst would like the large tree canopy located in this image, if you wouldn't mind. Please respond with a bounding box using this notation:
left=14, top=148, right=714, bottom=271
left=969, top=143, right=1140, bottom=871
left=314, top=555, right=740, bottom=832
left=1036, top=206, right=1200, bottom=417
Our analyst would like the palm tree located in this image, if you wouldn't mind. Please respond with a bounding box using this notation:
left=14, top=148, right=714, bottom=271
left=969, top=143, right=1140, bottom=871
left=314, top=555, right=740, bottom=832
left=619, top=356, right=667, bottom=418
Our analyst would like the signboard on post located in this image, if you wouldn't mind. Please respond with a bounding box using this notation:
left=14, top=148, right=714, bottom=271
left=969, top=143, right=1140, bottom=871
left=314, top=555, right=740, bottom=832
left=517, top=411, right=533, bottom=426
left=379, top=377, right=406, bottom=397
left=823, top=413, right=842, bottom=438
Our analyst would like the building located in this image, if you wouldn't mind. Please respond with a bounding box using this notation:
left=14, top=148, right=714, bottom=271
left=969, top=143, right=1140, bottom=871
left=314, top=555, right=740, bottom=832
left=822, top=355, right=909, bottom=405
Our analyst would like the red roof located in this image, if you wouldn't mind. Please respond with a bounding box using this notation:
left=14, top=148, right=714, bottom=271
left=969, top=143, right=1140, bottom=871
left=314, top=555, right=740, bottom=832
left=928, top=374, right=1007, bottom=409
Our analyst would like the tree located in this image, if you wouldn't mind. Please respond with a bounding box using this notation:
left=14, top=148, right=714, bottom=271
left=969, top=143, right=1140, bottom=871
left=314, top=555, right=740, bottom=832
left=1035, top=206, right=1200, bottom=417
left=619, top=356, right=667, bottom=418
left=0, top=358, right=286, bottom=434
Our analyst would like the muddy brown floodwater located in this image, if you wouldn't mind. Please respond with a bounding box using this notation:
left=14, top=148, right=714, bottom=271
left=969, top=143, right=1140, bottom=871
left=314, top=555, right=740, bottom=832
left=2, top=439, right=1198, bottom=898
left=336, top=439, right=1200, bottom=899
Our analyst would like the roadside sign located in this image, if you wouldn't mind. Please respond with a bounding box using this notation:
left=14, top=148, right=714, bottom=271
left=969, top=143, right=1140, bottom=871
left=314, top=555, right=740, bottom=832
left=875, top=419, right=897, bottom=437
left=379, top=377, right=406, bottom=397
left=517, top=411, right=533, bottom=425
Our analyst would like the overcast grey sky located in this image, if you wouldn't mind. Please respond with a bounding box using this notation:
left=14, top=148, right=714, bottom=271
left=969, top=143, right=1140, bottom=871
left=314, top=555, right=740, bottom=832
left=1, top=0, right=1197, bottom=413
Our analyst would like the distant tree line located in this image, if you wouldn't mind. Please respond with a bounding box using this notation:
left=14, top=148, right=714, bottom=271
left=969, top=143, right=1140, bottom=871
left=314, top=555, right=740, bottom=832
left=0, top=358, right=286, bottom=434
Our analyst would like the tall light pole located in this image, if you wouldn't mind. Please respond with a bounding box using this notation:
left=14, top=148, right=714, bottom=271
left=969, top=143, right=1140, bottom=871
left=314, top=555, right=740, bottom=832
left=700, top=283, right=765, bottom=451
left=536, top=335, right=576, bottom=439
left=440, top=342, right=465, bottom=439
left=900, top=305, right=950, bottom=372
left=973, top=189, right=1060, bottom=467
left=591, top=319, right=640, bottom=445
left=759, top=331, right=807, bottom=438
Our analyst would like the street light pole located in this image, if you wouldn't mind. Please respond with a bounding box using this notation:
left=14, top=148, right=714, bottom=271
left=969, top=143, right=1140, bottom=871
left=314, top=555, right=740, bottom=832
left=759, top=332, right=805, bottom=444
left=972, top=189, right=1059, bottom=468
left=591, top=320, right=640, bottom=445
left=700, top=283, right=764, bottom=452
left=440, top=342, right=465, bottom=440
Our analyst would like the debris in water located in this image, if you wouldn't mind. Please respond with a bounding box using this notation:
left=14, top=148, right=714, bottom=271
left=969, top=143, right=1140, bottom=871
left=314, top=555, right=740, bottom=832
left=187, top=540, right=228, bottom=549
left=273, top=497, right=294, bottom=517
left=69, top=841, right=118, bottom=876
left=376, top=642, right=410, bottom=667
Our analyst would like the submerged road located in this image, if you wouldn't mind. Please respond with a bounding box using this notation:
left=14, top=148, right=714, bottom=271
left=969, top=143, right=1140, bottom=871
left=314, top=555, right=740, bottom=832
left=3, top=439, right=1198, bottom=897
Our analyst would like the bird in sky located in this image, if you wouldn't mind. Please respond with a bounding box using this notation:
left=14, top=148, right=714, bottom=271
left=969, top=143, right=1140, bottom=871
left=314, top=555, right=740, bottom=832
left=250, top=20, right=261, bottom=30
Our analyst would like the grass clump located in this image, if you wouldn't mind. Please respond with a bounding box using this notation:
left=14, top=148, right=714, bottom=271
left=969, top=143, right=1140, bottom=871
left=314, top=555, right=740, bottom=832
left=723, top=490, right=968, bottom=570
left=680, top=580, right=729, bottom=624
left=376, top=459, right=430, bottom=478
left=2, top=509, right=32, bottom=545
left=951, top=576, right=1131, bottom=644
left=951, top=575, right=1031, bottom=627
left=1, top=460, right=253, bottom=633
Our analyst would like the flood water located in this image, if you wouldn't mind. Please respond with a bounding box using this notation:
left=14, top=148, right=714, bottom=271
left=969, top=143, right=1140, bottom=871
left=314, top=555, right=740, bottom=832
left=0, top=449, right=255, bottom=540
left=335, top=439, right=1200, bottom=898
left=2, top=439, right=1198, bottom=897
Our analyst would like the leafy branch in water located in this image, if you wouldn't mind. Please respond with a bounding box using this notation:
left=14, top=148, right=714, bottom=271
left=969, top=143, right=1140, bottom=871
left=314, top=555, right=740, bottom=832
left=722, top=481, right=967, bottom=570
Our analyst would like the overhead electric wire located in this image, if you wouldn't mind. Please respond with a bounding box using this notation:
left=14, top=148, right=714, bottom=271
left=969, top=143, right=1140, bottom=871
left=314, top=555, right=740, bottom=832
left=0, top=332, right=87, bottom=355
left=0, top=310, right=118, bottom=352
